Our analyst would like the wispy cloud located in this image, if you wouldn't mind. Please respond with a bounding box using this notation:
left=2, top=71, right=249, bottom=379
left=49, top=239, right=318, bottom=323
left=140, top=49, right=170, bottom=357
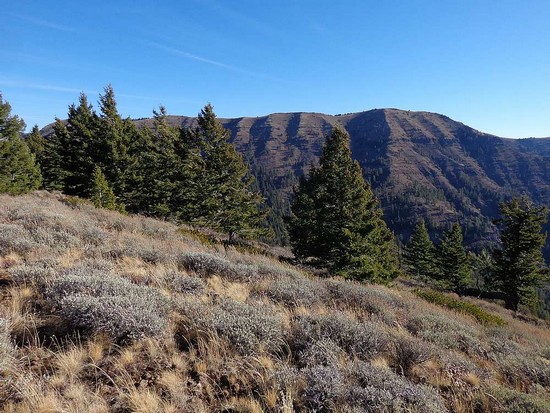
left=0, top=79, right=193, bottom=105
left=12, top=13, right=77, bottom=33
left=0, top=79, right=96, bottom=95
left=147, top=41, right=287, bottom=83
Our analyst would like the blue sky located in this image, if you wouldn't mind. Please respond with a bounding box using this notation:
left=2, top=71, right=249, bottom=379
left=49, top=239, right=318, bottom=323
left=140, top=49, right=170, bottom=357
left=2, top=1, right=550, bottom=138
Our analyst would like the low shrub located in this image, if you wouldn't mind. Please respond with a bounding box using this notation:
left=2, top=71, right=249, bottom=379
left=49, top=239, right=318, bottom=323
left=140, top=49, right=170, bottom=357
left=299, top=339, right=344, bottom=368
left=9, top=259, right=57, bottom=285
left=326, top=279, right=401, bottom=324
left=176, top=297, right=284, bottom=355
left=0, top=224, right=36, bottom=254
left=498, top=353, right=550, bottom=389
left=45, top=273, right=170, bottom=342
left=302, top=365, right=346, bottom=412
left=178, top=252, right=235, bottom=278
left=348, top=361, right=448, bottom=413
left=414, top=289, right=506, bottom=326
left=391, top=333, right=433, bottom=375
left=261, top=276, right=328, bottom=307
left=407, top=312, right=486, bottom=357
left=289, top=312, right=389, bottom=361
left=164, top=272, right=206, bottom=295
left=485, top=384, right=550, bottom=413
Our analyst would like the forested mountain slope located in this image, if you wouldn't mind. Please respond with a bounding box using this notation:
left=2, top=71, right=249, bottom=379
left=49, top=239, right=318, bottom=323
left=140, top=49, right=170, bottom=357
left=132, top=109, right=550, bottom=257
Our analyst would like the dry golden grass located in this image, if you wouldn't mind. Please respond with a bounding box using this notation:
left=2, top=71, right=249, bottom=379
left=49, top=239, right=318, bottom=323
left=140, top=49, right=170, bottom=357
left=54, top=345, right=86, bottom=383
left=206, top=276, right=250, bottom=303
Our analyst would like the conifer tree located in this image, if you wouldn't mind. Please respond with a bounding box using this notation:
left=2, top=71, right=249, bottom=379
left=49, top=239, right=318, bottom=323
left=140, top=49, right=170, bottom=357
left=96, top=85, right=133, bottom=197
left=437, top=223, right=472, bottom=290
left=63, top=93, right=98, bottom=196
left=0, top=95, right=42, bottom=194
left=181, top=104, right=267, bottom=240
left=26, top=124, right=45, bottom=163
left=40, top=118, right=70, bottom=191
left=403, top=221, right=437, bottom=280
left=493, top=196, right=548, bottom=311
left=125, top=106, right=179, bottom=216
left=289, top=127, right=399, bottom=282
left=90, top=165, right=123, bottom=212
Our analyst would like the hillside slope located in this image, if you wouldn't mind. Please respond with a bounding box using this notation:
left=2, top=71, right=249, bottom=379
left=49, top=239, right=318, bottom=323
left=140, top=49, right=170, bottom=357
left=1, top=192, right=550, bottom=412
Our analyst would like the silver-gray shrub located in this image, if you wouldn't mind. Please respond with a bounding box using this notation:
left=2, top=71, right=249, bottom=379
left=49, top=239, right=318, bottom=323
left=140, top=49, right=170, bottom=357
left=326, top=279, right=401, bottom=324
left=45, top=274, right=170, bottom=342
left=289, top=312, right=389, bottom=361
left=299, top=339, right=344, bottom=368
left=9, top=259, right=57, bottom=285
left=348, top=361, right=448, bottom=413
left=177, top=297, right=284, bottom=355
left=302, top=365, right=346, bottom=412
left=178, top=252, right=235, bottom=278
left=498, top=353, right=550, bottom=388
left=261, top=276, right=328, bottom=307
left=164, top=272, right=205, bottom=295
left=0, top=224, right=36, bottom=254
left=406, top=312, right=486, bottom=357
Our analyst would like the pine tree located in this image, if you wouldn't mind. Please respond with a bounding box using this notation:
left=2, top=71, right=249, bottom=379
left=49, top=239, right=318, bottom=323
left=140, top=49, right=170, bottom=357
left=90, top=165, right=123, bottom=212
left=181, top=104, right=267, bottom=240
left=403, top=221, right=437, bottom=281
left=0, top=95, right=42, bottom=194
left=493, top=196, right=548, bottom=311
left=437, top=223, right=472, bottom=291
left=289, top=127, right=399, bottom=282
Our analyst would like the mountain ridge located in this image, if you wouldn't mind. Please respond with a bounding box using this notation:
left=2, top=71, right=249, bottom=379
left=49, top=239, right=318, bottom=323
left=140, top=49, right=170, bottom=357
left=42, top=108, right=550, bottom=258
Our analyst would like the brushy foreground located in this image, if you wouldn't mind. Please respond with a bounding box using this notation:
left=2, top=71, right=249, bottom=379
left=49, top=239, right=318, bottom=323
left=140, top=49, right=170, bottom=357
left=0, top=192, right=549, bottom=413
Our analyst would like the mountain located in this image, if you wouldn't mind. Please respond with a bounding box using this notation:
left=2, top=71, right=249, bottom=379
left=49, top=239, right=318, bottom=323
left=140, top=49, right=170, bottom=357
left=134, top=109, right=550, bottom=258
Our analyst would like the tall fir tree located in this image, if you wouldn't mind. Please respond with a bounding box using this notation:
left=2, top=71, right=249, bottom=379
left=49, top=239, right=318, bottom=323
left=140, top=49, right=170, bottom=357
left=436, top=223, right=472, bottom=291
left=96, top=85, right=133, bottom=198
left=40, top=118, right=70, bottom=191
left=403, top=220, right=437, bottom=281
left=63, top=93, right=98, bottom=196
left=289, top=127, right=399, bottom=282
left=125, top=106, right=179, bottom=216
left=26, top=124, right=45, bottom=164
left=493, top=196, right=548, bottom=311
left=0, top=95, right=42, bottom=194
left=180, top=104, right=267, bottom=240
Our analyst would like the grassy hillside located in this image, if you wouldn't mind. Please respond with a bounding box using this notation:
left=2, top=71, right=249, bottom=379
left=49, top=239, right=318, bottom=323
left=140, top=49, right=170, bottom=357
left=1, top=192, right=549, bottom=412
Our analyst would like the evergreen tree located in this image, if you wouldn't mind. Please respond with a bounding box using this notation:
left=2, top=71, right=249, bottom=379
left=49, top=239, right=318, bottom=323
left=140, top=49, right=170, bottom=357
left=437, top=223, right=472, bottom=291
left=403, top=221, right=437, bottom=280
left=96, top=85, right=133, bottom=197
left=180, top=104, right=267, bottom=240
left=289, top=127, right=399, bottom=282
left=26, top=124, right=45, bottom=164
left=125, top=106, right=179, bottom=216
left=470, top=249, right=495, bottom=290
left=40, top=118, right=69, bottom=191
left=0, top=95, right=42, bottom=194
left=90, top=165, right=123, bottom=212
left=63, top=93, right=98, bottom=197
left=493, top=196, right=548, bottom=311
